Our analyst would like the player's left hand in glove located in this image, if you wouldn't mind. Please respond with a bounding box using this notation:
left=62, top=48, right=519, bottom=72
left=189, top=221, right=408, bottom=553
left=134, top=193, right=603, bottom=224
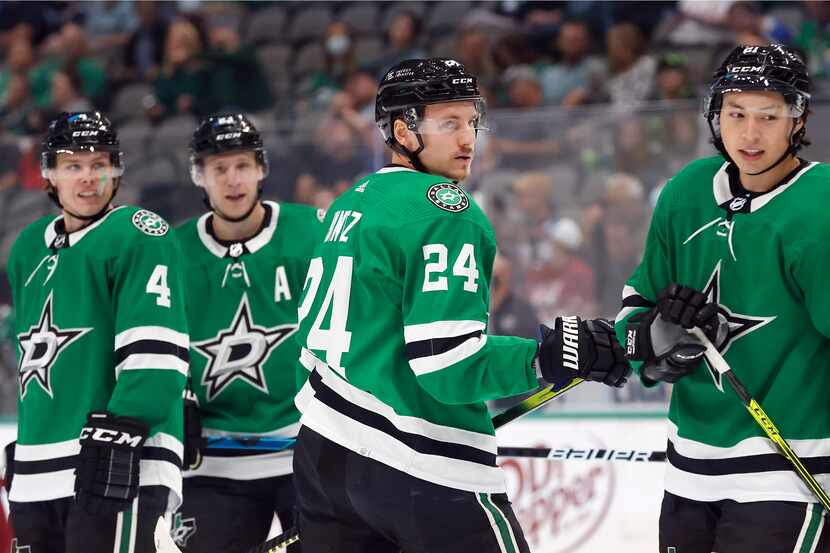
left=75, top=411, right=149, bottom=515
left=625, top=283, right=725, bottom=383
left=537, top=316, right=631, bottom=389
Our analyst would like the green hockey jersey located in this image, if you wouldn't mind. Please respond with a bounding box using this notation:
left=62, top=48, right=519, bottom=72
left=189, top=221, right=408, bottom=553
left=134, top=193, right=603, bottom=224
left=177, top=201, right=323, bottom=480
left=294, top=166, right=539, bottom=493
left=7, top=206, right=188, bottom=508
left=615, top=156, right=830, bottom=504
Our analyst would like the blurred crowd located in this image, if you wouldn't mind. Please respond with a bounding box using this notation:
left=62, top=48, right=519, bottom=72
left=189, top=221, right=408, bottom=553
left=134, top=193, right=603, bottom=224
left=3, top=0, right=830, bottom=410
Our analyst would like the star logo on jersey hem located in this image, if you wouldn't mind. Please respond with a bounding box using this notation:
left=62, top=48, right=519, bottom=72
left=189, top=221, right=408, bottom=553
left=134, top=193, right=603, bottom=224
left=17, top=292, right=92, bottom=399
left=701, top=261, right=775, bottom=391
left=193, top=294, right=297, bottom=401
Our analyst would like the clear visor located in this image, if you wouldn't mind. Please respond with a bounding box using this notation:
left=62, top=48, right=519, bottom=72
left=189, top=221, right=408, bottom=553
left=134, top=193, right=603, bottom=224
left=413, top=98, right=488, bottom=136
left=702, top=90, right=808, bottom=119
left=190, top=152, right=267, bottom=188
left=41, top=149, right=124, bottom=181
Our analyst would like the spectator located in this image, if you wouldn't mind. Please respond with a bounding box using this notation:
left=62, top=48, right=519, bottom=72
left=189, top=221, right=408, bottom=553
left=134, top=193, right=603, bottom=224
left=490, top=251, right=539, bottom=339
left=584, top=173, right=648, bottom=316
left=80, top=0, right=138, bottom=53
left=295, top=117, right=371, bottom=206
left=202, top=23, right=272, bottom=113
left=726, top=1, right=794, bottom=45
left=0, top=132, right=19, bottom=191
left=613, top=116, right=668, bottom=193
left=797, top=0, right=830, bottom=78
left=652, top=53, right=696, bottom=101
left=303, top=21, right=358, bottom=107
left=539, top=19, right=601, bottom=107
left=456, top=28, right=498, bottom=91
left=329, top=70, right=378, bottom=150
left=603, top=22, right=656, bottom=109
left=373, top=11, right=426, bottom=78
left=488, top=67, right=562, bottom=170
left=123, top=0, right=170, bottom=81
left=0, top=39, right=35, bottom=105
left=50, top=67, right=93, bottom=113
left=499, top=171, right=558, bottom=264
left=0, top=73, right=34, bottom=134
left=149, top=18, right=211, bottom=120
left=29, top=23, right=108, bottom=108
left=525, top=218, right=596, bottom=324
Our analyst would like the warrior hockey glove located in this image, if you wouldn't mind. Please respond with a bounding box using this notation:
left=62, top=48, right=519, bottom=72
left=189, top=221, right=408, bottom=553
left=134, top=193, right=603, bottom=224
left=538, top=316, right=631, bottom=388
left=625, top=283, right=724, bottom=383
left=75, top=411, right=148, bottom=515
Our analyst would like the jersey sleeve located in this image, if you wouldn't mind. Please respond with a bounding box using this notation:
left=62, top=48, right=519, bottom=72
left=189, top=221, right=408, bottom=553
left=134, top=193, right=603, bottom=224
left=613, top=183, right=673, bottom=382
left=107, top=233, right=189, bottom=429
left=389, top=215, right=538, bottom=405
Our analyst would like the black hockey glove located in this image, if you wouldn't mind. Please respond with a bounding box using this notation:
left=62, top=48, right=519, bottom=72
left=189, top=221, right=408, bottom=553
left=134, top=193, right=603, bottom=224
left=538, top=316, right=631, bottom=388
left=75, top=411, right=148, bottom=515
left=625, top=283, right=723, bottom=383
left=183, top=387, right=204, bottom=471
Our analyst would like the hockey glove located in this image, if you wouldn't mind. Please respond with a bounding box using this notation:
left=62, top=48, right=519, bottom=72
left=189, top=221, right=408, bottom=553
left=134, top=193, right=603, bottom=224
left=538, top=316, right=631, bottom=388
left=75, top=411, right=148, bottom=515
left=625, top=283, right=724, bottom=383
left=183, top=387, right=204, bottom=471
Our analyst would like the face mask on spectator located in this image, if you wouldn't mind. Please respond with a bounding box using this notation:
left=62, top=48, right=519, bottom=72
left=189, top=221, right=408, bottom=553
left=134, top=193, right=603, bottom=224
left=326, top=35, right=351, bottom=56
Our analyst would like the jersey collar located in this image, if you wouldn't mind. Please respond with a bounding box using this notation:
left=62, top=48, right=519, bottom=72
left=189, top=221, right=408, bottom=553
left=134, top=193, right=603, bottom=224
left=43, top=205, right=127, bottom=249
left=376, top=165, right=416, bottom=174
left=712, top=160, right=818, bottom=214
left=197, top=200, right=281, bottom=258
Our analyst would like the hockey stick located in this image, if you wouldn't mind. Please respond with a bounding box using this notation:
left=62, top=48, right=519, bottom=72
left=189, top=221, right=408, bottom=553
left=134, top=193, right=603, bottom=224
left=240, top=378, right=586, bottom=552
left=690, top=328, right=830, bottom=513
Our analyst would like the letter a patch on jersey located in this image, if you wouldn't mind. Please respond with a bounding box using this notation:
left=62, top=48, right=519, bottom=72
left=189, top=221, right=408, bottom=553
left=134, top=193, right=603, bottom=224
left=427, top=183, right=469, bottom=213
left=193, top=294, right=296, bottom=400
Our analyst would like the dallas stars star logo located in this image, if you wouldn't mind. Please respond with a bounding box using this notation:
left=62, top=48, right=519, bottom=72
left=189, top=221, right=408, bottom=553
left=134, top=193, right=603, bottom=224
left=171, top=512, right=197, bottom=547
left=17, top=292, right=92, bottom=398
left=701, top=261, right=775, bottom=391
left=193, top=294, right=296, bottom=401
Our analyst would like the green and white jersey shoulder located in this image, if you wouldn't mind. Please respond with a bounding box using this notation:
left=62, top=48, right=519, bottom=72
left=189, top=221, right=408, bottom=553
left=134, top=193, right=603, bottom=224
left=176, top=201, right=324, bottom=479
left=615, top=155, right=830, bottom=503
left=294, top=166, right=539, bottom=493
left=7, top=206, right=189, bottom=508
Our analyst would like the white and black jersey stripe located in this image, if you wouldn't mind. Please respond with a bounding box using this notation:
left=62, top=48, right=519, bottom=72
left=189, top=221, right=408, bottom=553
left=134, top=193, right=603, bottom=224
left=296, top=349, right=505, bottom=493
left=403, top=320, right=487, bottom=376
left=114, top=326, right=189, bottom=377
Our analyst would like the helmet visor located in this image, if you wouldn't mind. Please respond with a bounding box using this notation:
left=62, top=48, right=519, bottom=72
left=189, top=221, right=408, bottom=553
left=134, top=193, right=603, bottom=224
left=41, top=148, right=124, bottom=180
left=413, top=98, right=488, bottom=136
left=703, top=74, right=809, bottom=119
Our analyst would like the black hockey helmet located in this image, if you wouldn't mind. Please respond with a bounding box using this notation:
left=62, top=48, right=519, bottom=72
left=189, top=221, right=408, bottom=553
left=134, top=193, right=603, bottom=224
left=41, top=111, right=123, bottom=177
left=189, top=113, right=269, bottom=187
left=375, top=58, right=484, bottom=171
left=40, top=111, right=124, bottom=211
left=703, top=44, right=811, bottom=172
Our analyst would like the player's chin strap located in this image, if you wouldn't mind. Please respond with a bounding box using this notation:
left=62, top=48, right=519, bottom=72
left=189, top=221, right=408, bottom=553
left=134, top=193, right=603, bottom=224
left=388, top=107, right=429, bottom=174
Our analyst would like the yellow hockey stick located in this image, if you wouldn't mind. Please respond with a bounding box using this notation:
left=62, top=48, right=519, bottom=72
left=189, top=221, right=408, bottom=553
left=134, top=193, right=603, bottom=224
left=690, top=328, right=830, bottom=513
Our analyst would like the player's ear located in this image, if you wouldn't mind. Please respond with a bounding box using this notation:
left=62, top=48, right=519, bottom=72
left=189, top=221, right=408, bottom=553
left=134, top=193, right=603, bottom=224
left=393, top=118, right=414, bottom=149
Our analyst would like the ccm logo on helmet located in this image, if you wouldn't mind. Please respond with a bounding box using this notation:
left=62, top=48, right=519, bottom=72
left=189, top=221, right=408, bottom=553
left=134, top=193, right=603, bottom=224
left=72, top=130, right=99, bottom=137
left=729, top=66, right=764, bottom=73
left=80, top=427, right=143, bottom=447
left=452, top=78, right=473, bottom=84
left=216, top=132, right=241, bottom=140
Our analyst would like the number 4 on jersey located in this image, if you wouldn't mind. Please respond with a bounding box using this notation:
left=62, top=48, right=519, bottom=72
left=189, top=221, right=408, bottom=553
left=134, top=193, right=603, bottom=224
left=146, top=264, right=171, bottom=307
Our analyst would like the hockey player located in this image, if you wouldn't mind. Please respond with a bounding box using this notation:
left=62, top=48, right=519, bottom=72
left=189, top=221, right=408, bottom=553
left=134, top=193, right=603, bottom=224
left=292, top=58, right=631, bottom=553
left=174, top=114, right=323, bottom=552
left=6, top=111, right=189, bottom=551
left=616, top=44, right=830, bottom=552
